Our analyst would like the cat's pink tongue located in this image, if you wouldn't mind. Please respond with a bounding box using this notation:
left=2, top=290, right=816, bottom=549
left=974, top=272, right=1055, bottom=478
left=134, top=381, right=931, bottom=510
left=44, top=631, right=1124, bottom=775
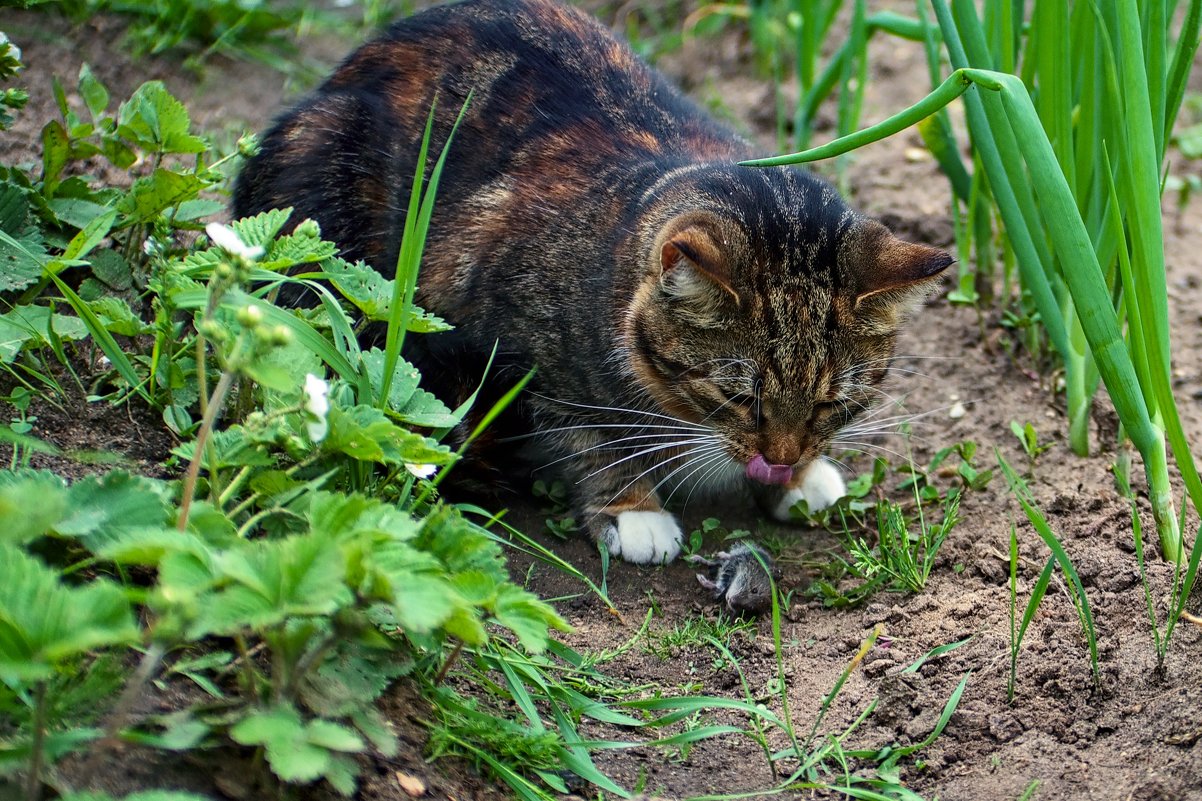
left=746, top=454, right=794, bottom=485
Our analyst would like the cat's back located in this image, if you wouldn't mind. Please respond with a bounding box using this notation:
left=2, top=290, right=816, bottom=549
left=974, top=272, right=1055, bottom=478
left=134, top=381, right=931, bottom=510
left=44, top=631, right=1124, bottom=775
left=235, top=0, right=744, bottom=273
left=328, top=0, right=741, bottom=161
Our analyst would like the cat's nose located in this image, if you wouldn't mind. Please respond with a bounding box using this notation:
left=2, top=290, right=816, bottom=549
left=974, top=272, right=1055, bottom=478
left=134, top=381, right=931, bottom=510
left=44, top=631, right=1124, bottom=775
left=760, top=435, right=801, bottom=467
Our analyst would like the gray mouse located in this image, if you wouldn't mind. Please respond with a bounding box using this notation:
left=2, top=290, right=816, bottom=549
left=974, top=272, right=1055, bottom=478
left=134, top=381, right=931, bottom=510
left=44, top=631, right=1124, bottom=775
left=687, top=542, right=778, bottom=614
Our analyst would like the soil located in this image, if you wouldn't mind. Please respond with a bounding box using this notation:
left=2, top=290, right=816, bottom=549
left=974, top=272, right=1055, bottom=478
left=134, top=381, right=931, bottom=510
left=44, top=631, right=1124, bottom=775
left=5, top=3, right=1202, bottom=801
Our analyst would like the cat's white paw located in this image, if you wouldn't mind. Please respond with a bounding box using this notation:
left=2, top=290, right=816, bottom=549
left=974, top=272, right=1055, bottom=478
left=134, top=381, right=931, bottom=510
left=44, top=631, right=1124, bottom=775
left=603, top=511, right=682, bottom=564
left=772, top=459, right=847, bottom=521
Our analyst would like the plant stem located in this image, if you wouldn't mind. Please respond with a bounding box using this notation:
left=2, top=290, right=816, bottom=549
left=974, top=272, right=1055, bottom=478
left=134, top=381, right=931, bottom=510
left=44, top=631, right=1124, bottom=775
left=433, top=640, right=464, bottom=685
left=26, top=680, right=47, bottom=801
left=1143, top=432, right=1181, bottom=562
left=177, top=370, right=234, bottom=532
left=78, top=643, right=166, bottom=788
left=234, top=634, right=261, bottom=704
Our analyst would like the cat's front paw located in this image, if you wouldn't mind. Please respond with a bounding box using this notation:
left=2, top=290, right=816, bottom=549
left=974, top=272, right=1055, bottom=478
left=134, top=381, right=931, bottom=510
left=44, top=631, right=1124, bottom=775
left=601, top=510, right=682, bottom=564
left=771, top=459, right=846, bottom=522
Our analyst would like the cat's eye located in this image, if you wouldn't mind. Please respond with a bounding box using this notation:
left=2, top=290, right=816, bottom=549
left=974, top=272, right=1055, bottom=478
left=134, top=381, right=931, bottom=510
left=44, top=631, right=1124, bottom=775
left=813, top=401, right=840, bottom=420
left=724, top=393, right=757, bottom=412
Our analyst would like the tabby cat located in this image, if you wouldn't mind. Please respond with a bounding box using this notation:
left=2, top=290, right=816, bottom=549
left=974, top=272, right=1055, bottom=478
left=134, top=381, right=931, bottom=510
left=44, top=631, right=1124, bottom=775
left=234, top=0, right=951, bottom=564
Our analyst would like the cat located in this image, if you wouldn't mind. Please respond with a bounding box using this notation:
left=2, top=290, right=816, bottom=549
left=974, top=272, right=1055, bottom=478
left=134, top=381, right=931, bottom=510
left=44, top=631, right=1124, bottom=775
left=233, top=0, right=951, bottom=565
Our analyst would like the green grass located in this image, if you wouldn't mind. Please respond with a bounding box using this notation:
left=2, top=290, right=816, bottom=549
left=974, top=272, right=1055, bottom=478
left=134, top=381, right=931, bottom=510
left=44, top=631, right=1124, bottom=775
left=999, top=454, right=1100, bottom=690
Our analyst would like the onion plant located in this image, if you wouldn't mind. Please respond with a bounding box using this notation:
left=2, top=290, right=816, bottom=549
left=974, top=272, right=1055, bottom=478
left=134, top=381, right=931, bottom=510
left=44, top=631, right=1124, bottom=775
left=745, top=0, right=1202, bottom=568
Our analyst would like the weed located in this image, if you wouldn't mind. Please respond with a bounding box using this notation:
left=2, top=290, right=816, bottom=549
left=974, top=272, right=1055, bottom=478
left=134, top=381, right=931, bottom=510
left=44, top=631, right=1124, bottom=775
left=1010, top=420, right=1053, bottom=470
left=847, top=490, right=962, bottom=594
left=644, top=615, right=756, bottom=661
left=1007, top=521, right=1055, bottom=702
left=999, top=454, right=1100, bottom=688
left=686, top=516, right=753, bottom=556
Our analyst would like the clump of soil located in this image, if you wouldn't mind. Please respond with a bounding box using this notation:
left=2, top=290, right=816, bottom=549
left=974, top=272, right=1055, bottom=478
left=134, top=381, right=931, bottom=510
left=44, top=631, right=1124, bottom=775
left=6, top=4, right=1202, bottom=800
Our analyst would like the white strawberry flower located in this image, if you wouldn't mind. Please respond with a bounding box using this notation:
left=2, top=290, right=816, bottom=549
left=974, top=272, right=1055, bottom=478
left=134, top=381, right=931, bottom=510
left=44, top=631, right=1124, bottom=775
left=205, top=221, right=265, bottom=261
left=303, top=373, right=330, bottom=442
left=405, top=463, right=437, bottom=479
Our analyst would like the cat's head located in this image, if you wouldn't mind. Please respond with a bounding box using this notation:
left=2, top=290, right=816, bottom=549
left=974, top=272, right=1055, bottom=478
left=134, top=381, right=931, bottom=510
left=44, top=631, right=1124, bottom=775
left=625, top=165, right=951, bottom=485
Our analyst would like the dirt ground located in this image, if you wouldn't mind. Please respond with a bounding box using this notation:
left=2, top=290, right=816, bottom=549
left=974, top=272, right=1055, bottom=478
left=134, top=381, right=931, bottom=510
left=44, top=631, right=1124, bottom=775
left=5, top=3, right=1202, bottom=800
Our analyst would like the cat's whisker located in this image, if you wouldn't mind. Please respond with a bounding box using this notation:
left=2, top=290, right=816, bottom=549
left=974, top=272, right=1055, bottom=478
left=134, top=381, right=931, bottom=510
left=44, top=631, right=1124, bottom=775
left=534, top=431, right=723, bottom=470
left=677, top=452, right=739, bottom=514
left=529, top=393, right=708, bottom=430
left=847, top=400, right=967, bottom=431
left=501, top=422, right=707, bottom=443
left=583, top=437, right=720, bottom=480
left=829, top=440, right=912, bottom=463
left=815, top=454, right=855, bottom=477
left=661, top=449, right=732, bottom=507
left=645, top=445, right=731, bottom=504
left=589, top=443, right=728, bottom=522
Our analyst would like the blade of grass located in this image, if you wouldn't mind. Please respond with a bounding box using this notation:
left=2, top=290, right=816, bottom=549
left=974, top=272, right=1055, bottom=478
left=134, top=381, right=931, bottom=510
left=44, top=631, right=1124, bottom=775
left=998, top=453, right=1099, bottom=684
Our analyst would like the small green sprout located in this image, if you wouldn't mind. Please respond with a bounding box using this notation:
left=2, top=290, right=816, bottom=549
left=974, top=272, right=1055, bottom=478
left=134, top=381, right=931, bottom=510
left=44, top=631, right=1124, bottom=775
left=1010, top=420, right=1053, bottom=468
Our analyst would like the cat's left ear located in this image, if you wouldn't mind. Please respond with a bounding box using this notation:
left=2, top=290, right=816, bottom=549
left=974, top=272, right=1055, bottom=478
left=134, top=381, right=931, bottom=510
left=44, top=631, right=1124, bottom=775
left=846, top=220, right=952, bottom=311
left=657, top=219, right=742, bottom=308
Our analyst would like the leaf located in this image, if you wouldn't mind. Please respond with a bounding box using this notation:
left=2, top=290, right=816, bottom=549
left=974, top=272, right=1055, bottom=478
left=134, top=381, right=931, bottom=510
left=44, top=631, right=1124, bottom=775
left=416, top=508, right=505, bottom=576
left=361, top=347, right=420, bottom=412
left=117, top=168, right=208, bottom=225
left=229, top=208, right=292, bottom=250
left=55, top=471, right=171, bottom=552
left=194, top=535, right=352, bottom=637
left=0, top=469, right=68, bottom=544
left=116, top=81, right=206, bottom=154
left=324, top=257, right=393, bottom=321
left=406, top=305, right=453, bottom=333
left=231, top=706, right=330, bottom=782
left=0, top=184, right=47, bottom=292
left=303, top=641, right=413, bottom=718
left=0, top=543, right=139, bottom=681
left=390, top=568, right=466, bottom=636
left=0, top=305, right=88, bottom=362
left=64, top=208, right=117, bottom=261
left=91, top=526, right=205, bottom=566
left=88, top=296, right=150, bottom=336
left=492, top=584, right=569, bottom=653
left=78, top=63, right=110, bottom=119
left=172, top=198, right=225, bottom=222
left=231, top=706, right=363, bottom=787
left=170, top=427, right=275, bottom=470
left=260, top=230, right=338, bottom=272
left=306, top=491, right=419, bottom=543
left=324, top=405, right=454, bottom=467
left=49, top=196, right=118, bottom=232
left=395, top=387, right=457, bottom=428
left=322, top=257, right=453, bottom=332
left=305, top=719, right=366, bottom=752
left=351, top=707, right=399, bottom=757
left=41, top=119, right=69, bottom=195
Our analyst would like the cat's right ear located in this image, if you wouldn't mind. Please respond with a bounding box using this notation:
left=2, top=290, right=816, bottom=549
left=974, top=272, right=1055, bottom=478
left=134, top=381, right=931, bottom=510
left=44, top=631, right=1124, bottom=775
left=658, top=224, right=741, bottom=310
left=845, top=220, right=952, bottom=328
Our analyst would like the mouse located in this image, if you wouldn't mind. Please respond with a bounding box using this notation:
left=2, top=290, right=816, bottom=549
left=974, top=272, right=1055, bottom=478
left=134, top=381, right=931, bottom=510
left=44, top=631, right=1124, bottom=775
left=687, top=542, right=779, bottom=614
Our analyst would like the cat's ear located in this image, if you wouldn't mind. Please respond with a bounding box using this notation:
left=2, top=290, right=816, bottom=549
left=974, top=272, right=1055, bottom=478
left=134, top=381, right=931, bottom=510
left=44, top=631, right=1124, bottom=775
left=658, top=223, right=741, bottom=309
left=845, top=220, right=951, bottom=318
